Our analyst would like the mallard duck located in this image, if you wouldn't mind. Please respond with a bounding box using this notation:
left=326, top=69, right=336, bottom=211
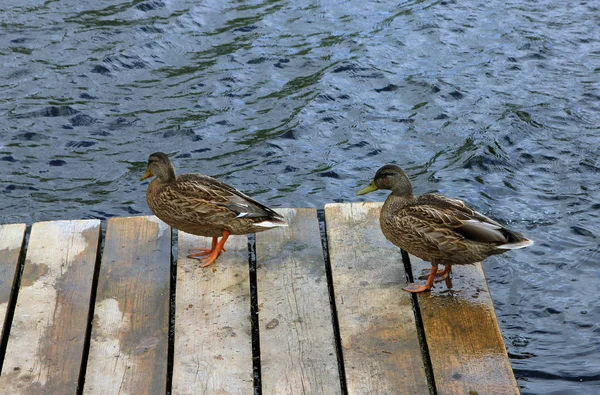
left=357, top=164, right=533, bottom=293
left=140, top=152, right=287, bottom=267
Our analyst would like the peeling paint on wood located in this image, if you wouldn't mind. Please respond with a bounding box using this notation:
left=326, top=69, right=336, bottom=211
left=0, top=208, right=522, bottom=395
left=84, top=216, right=170, bottom=395
left=0, top=220, right=100, bottom=394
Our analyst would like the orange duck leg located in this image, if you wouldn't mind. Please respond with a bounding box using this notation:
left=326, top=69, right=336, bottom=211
left=404, top=264, right=438, bottom=293
left=188, top=237, right=219, bottom=257
left=419, top=264, right=452, bottom=282
left=188, top=230, right=230, bottom=267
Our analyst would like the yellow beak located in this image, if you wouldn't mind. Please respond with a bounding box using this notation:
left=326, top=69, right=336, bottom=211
left=356, top=181, right=378, bottom=196
left=140, top=169, right=153, bottom=181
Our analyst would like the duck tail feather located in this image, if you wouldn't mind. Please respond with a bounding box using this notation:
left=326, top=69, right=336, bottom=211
left=255, top=219, right=288, bottom=228
left=498, top=239, right=534, bottom=250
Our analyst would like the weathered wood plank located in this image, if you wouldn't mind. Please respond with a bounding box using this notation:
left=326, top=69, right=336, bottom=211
left=256, top=208, right=341, bottom=394
left=324, top=202, right=429, bottom=394
left=0, top=223, right=26, bottom=343
left=410, top=256, right=520, bottom=394
left=172, top=232, right=252, bottom=394
left=0, top=220, right=101, bottom=393
left=84, top=216, right=171, bottom=395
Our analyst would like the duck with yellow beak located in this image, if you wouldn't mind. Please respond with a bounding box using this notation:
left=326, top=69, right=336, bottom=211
left=357, top=164, right=533, bottom=293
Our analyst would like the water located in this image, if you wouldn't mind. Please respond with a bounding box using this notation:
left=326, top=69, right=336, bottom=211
left=1, top=0, right=599, bottom=392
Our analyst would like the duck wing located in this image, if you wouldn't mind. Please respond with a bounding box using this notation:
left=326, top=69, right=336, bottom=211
left=172, top=174, right=284, bottom=220
left=399, top=194, right=518, bottom=252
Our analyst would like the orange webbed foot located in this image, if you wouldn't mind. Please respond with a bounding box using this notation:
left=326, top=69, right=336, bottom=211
left=188, top=236, right=218, bottom=258
left=187, top=236, right=227, bottom=259
left=188, top=231, right=230, bottom=268
left=403, top=283, right=433, bottom=293
left=188, top=246, right=227, bottom=257
left=404, top=264, right=438, bottom=293
left=199, top=250, right=221, bottom=268
left=188, top=248, right=213, bottom=257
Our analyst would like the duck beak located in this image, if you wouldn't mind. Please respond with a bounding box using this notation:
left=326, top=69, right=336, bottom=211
left=356, top=181, right=378, bottom=196
left=140, top=169, right=153, bottom=181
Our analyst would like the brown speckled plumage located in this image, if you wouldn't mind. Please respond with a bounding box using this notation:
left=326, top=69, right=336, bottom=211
left=358, top=164, right=533, bottom=292
left=141, top=152, right=286, bottom=266
left=146, top=171, right=286, bottom=237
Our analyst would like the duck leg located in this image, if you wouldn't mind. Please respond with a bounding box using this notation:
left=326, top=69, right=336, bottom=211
left=404, top=264, right=437, bottom=293
left=418, top=265, right=452, bottom=282
left=188, top=230, right=230, bottom=267
left=188, top=237, right=218, bottom=257
left=435, top=265, right=452, bottom=281
left=189, top=236, right=228, bottom=258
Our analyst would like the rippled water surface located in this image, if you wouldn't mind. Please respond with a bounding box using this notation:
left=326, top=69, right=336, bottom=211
left=1, top=0, right=599, bottom=392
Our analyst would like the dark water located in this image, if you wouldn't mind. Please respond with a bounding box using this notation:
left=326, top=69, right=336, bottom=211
left=1, top=0, right=599, bottom=392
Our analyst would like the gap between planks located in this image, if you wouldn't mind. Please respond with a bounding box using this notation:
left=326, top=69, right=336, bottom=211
left=1, top=220, right=101, bottom=393
left=0, top=205, right=519, bottom=395
left=324, top=202, right=430, bottom=394
left=172, top=208, right=343, bottom=395
left=0, top=223, right=27, bottom=373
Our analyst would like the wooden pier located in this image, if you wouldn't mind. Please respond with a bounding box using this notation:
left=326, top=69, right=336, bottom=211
left=0, top=203, right=519, bottom=394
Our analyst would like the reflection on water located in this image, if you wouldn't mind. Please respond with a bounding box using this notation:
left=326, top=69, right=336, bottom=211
left=1, top=0, right=599, bottom=392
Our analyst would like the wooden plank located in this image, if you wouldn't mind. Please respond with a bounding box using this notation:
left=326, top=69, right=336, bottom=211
left=324, top=202, right=429, bottom=394
left=84, top=216, right=171, bottom=395
left=172, top=232, right=253, bottom=394
left=256, top=208, right=341, bottom=394
left=410, top=256, right=520, bottom=394
left=0, top=220, right=101, bottom=393
left=0, top=223, right=26, bottom=343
